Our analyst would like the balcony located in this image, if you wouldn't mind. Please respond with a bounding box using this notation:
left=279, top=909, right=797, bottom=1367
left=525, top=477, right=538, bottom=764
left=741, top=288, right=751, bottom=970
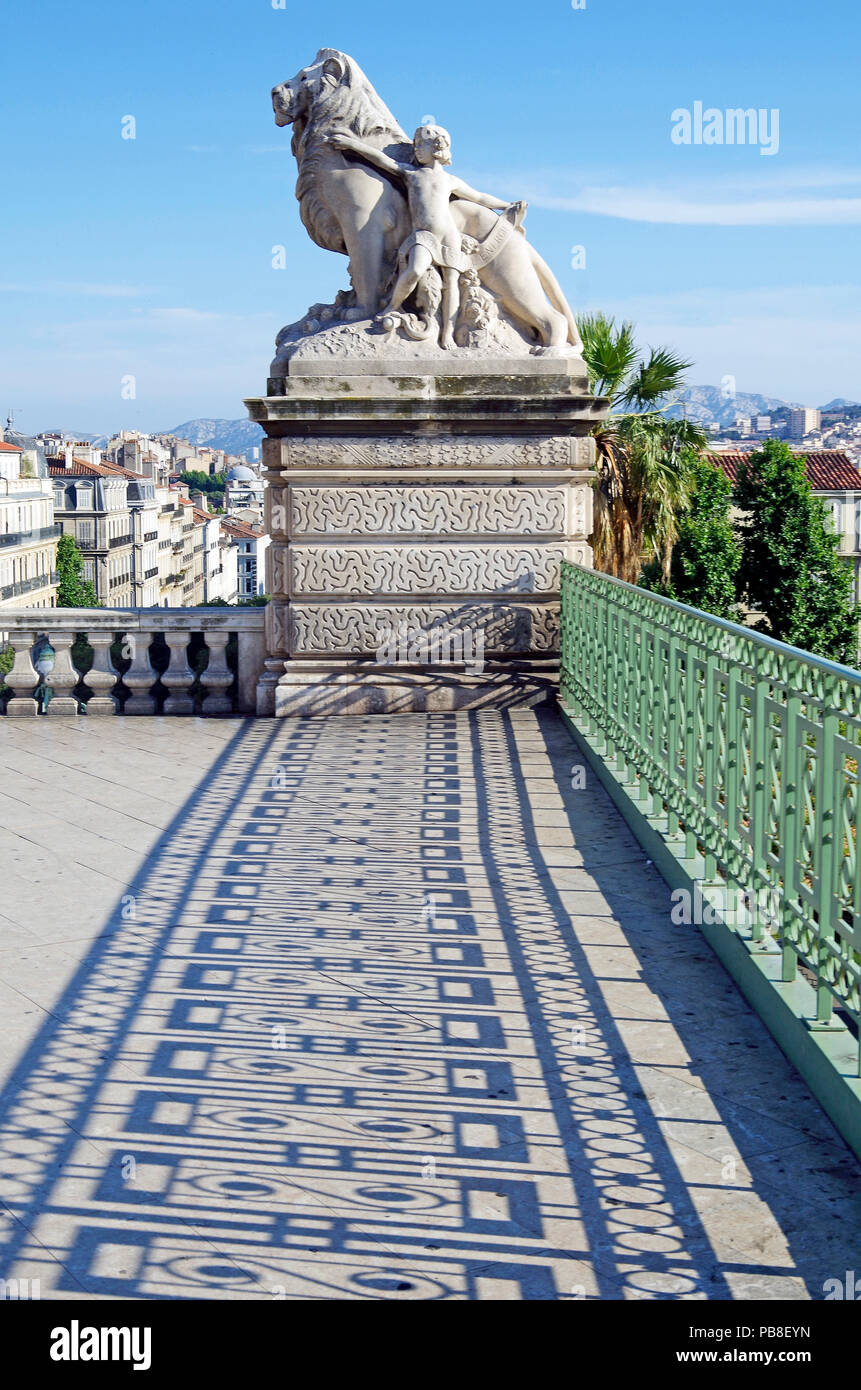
left=0, top=523, right=62, bottom=549
left=0, top=571, right=58, bottom=602
left=108, top=533, right=133, bottom=549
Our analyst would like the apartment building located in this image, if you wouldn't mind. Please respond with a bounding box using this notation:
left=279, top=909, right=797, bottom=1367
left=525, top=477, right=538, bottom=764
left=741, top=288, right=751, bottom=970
left=789, top=407, right=822, bottom=440
left=104, top=432, right=172, bottom=485
left=156, top=491, right=198, bottom=607
left=49, top=457, right=136, bottom=606
left=221, top=520, right=269, bottom=601
left=0, top=440, right=59, bottom=610
left=195, top=510, right=238, bottom=605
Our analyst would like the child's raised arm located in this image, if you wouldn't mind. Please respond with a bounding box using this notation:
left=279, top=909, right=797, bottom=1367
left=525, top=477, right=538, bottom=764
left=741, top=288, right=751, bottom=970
left=325, top=133, right=404, bottom=180
left=451, top=179, right=527, bottom=219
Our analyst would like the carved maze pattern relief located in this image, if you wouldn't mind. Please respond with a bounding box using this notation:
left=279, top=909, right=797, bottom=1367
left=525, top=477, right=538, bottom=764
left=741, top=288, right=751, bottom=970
left=290, top=487, right=568, bottom=537
left=290, top=546, right=567, bottom=598
left=281, top=436, right=595, bottom=472
left=288, top=603, right=559, bottom=656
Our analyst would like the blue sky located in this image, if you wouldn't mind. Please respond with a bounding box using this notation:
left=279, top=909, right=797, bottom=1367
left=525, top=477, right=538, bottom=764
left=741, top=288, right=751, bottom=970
left=1, top=0, right=859, bottom=433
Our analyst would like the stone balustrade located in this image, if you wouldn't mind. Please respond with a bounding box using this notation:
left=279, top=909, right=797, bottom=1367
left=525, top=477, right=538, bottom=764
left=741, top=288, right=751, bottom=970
left=0, top=607, right=266, bottom=717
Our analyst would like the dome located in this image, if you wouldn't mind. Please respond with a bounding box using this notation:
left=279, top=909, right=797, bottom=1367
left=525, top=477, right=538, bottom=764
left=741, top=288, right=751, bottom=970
left=226, top=464, right=257, bottom=483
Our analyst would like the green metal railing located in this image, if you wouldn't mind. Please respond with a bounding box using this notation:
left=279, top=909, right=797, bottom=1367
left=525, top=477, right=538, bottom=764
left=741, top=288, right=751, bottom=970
left=560, top=561, right=861, bottom=1053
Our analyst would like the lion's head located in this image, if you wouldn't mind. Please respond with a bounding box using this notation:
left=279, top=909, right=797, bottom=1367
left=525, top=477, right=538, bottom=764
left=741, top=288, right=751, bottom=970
left=272, top=50, right=411, bottom=254
left=272, top=48, right=407, bottom=142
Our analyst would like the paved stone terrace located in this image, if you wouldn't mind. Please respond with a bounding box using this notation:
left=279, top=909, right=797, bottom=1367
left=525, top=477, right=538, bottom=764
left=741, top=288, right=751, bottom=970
left=0, top=710, right=859, bottom=1301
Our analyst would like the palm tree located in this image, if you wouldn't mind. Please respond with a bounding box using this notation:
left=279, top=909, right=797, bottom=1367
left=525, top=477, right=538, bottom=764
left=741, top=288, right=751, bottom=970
left=577, top=314, right=706, bottom=584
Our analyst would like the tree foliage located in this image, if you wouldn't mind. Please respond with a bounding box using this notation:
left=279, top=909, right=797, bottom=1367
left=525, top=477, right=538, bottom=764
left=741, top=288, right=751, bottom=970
left=734, top=439, right=857, bottom=663
left=642, top=457, right=741, bottom=620
left=181, top=470, right=227, bottom=497
left=56, top=534, right=100, bottom=608
left=577, top=313, right=705, bottom=584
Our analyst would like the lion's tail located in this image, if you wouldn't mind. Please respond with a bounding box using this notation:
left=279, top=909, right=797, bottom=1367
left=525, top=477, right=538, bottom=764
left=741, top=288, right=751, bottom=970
left=527, top=245, right=582, bottom=350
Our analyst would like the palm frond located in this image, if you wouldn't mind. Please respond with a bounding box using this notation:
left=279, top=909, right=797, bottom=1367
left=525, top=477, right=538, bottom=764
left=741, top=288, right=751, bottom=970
left=621, top=347, right=694, bottom=412
left=576, top=313, right=638, bottom=406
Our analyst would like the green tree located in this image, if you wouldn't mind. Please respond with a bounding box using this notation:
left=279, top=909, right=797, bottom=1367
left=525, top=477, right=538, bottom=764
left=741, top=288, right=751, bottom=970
left=734, top=439, right=858, bottom=663
left=56, top=534, right=100, bottom=608
left=181, top=470, right=227, bottom=496
left=642, top=457, right=741, bottom=620
left=577, top=313, right=706, bottom=584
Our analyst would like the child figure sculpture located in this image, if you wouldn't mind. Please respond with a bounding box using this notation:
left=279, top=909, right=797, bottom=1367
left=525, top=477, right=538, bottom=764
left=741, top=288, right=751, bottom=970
left=326, top=124, right=526, bottom=349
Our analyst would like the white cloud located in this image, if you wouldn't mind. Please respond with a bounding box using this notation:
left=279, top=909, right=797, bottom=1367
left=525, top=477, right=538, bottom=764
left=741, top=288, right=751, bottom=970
left=471, top=166, right=861, bottom=227
left=531, top=187, right=861, bottom=226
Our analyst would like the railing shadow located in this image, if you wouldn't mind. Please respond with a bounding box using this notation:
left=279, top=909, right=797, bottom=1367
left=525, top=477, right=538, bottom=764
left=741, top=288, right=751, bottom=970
left=0, top=707, right=856, bottom=1299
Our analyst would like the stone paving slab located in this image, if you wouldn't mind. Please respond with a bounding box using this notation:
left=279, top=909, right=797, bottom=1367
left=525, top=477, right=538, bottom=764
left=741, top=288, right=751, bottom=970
left=0, top=710, right=859, bottom=1301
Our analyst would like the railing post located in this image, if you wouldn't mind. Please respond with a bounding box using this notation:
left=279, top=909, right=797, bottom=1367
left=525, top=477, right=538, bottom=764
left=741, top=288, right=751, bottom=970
left=162, top=631, right=194, bottom=715
left=779, top=691, right=801, bottom=983
left=85, top=632, right=120, bottom=716
left=200, top=631, right=233, bottom=716
left=814, top=709, right=840, bottom=1025
left=45, top=634, right=80, bottom=716
left=749, top=664, right=770, bottom=943
left=4, top=631, right=39, bottom=717
left=122, top=632, right=158, bottom=715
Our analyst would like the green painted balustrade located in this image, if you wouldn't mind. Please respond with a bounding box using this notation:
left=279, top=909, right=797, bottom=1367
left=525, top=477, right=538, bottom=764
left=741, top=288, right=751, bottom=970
left=560, top=561, right=861, bottom=1062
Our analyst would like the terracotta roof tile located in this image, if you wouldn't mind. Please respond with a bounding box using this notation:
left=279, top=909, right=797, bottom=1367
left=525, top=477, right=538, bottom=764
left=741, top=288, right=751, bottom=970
left=709, top=450, right=861, bottom=491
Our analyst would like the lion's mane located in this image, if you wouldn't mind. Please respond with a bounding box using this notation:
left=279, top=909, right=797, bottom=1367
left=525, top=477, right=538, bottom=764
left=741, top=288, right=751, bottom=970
left=292, top=50, right=411, bottom=255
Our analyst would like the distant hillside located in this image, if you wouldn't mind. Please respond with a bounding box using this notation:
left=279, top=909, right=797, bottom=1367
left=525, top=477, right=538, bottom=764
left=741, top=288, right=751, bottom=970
left=666, top=386, right=802, bottom=428
left=668, top=387, right=861, bottom=428
left=162, top=419, right=264, bottom=456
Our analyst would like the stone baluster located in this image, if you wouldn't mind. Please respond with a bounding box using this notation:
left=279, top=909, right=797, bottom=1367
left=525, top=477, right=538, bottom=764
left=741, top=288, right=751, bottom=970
left=200, top=631, right=233, bottom=716
left=162, top=631, right=195, bottom=715
left=84, top=632, right=120, bottom=715
left=4, top=631, right=40, bottom=717
left=122, top=632, right=158, bottom=715
left=45, top=634, right=81, bottom=716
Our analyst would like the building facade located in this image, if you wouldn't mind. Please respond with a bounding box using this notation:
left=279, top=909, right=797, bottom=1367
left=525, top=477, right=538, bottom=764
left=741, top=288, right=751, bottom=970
left=222, top=520, right=269, bottom=602
left=789, top=407, right=822, bottom=440
left=50, top=459, right=136, bottom=606
left=0, top=441, right=59, bottom=610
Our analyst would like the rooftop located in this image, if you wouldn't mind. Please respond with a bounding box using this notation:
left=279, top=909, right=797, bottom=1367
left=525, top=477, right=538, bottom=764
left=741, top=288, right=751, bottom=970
left=222, top=519, right=263, bottom=539
left=0, top=709, right=857, bottom=1300
left=710, top=449, right=861, bottom=490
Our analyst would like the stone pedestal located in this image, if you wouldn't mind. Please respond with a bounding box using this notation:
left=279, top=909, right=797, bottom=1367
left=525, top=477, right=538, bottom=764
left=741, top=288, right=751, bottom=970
left=245, top=356, right=604, bottom=717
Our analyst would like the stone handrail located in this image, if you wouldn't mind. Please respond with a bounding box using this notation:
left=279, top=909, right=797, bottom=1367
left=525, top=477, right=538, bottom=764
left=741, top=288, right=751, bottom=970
left=0, top=606, right=266, bottom=717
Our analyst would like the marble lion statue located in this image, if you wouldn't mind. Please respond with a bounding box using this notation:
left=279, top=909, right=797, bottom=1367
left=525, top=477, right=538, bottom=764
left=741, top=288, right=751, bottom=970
left=271, top=49, right=582, bottom=351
